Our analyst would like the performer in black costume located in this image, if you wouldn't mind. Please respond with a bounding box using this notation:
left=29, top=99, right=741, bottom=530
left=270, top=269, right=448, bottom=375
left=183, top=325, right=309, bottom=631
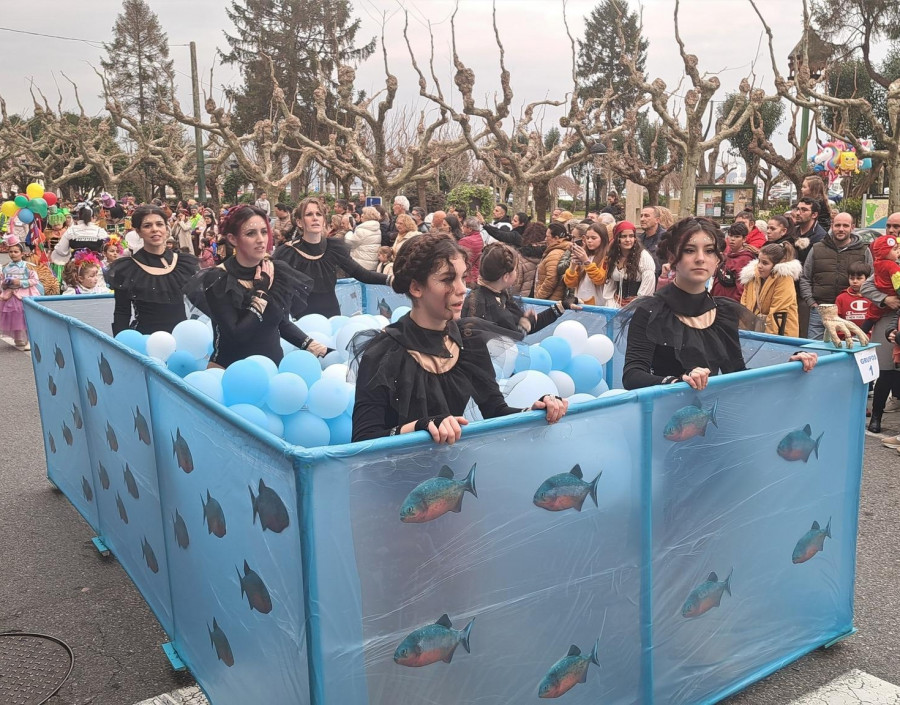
left=462, top=243, right=579, bottom=335
left=106, top=206, right=199, bottom=335
left=273, top=196, right=390, bottom=317
left=185, top=205, right=326, bottom=367
left=352, top=234, right=569, bottom=443
left=621, top=217, right=817, bottom=390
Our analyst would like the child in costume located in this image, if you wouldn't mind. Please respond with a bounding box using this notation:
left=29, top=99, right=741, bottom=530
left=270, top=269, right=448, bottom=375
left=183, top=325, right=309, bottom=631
left=1, top=236, right=41, bottom=349
left=863, top=235, right=900, bottom=333
left=62, top=250, right=111, bottom=295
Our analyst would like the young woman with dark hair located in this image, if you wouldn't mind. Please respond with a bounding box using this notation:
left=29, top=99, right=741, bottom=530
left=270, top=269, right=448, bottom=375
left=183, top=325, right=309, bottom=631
left=106, top=206, right=199, bottom=335
left=516, top=222, right=547, bottom=297
left=51, top=205, right=108, bottom=266
left=534, top=223, right=572, bottom=301
left=622, top=217, right=817, bottom=390
left=562, top=223, right=611, bottom=305
left=602, top=221, right=656, bottom=308
left=186, top=205, right=323, bottom=366
left=352, top=234, right=568, bottom=443
left=272, top=196, right=389, bottom=317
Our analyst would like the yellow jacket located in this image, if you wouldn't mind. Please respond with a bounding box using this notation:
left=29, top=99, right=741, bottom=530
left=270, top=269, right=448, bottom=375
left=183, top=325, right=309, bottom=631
left=535, top=241, right=571, bottom=301
left=563, top=258, right=608, bottom=305
left=739, top=258, right=802, bottom=337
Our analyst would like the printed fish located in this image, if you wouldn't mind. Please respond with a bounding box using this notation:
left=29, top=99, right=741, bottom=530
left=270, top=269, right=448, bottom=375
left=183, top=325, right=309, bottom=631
left=378, top=297, right=392, bottom=318
left=682, top=568, right=733, bottom=618
left=62, top=422, right=73, bottom=446
left=86, top=381, right=98, bottom=407
left=393, top=614, right=474, bottom=667
left=133, top=407, right=151, bottom=445
left=33, top=343, right=41, bottom=363
left=172, top=428, right=194, bottom=473
left=236, top=560, right=272, bottom=614
left=777, top=425, right=824, bottom=462
left=116, top=492, right=129, bottom=524
left=537, top=639, right=601, bottom=699
left=400, top=464, right=477, bottom=523
left=124, top=464, right=140, bottom=500
left=249, top=479, right=290, bottom=533
left=533, top=465, right=601, bottom=512
left=664, top=399, right=718, bottom=442
left=208, top=618, right=234, bottom=667
left=141, top=537, right=159, bottom=573
left=48, top=433, right=56, bottom=454
left=72, top=404, right=83, bottom=430
left=792, top=518, right=832, bottom=564
left=106, top=422, right=118, bottom=452
left=98, top=461, right=110, bottom=490
left=81, top=476, right=93, bottom=503
left=173, top=509, right=190, bottom=549
left=48, top=375, right=57, bottom=396
left=202, top=490, right=227, bottom=538
left=54, top=344, right=65, bottom=368
left=98, top=353, right=114, bottom=385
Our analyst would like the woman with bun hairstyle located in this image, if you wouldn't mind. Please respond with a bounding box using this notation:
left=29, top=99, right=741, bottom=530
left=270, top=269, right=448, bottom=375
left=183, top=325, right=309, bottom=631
left=462, top=243, right=578, bottom=335
left=739, top=241, right=802, bottom=337
left=351, top=233, right=568, bottom=443
left=106, top=205, right=199, bottom=335
left=515, top=222, right=547, bottom=297
left=51, top=205, right=108, bottom=266
left=272, top=196, right=389, bottom=318
left=186, top=205, right=324, bottom=366
left=534, top=223, right=572, bottom=301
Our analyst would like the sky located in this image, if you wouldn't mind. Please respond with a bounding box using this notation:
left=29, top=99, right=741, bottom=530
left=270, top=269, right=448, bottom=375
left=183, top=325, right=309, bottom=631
left=0, top=0, right=819, bottom=170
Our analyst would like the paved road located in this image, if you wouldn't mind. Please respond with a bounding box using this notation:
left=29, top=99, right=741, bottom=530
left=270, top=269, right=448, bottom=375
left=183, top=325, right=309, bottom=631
left=1, top=337, right=898, bottom=704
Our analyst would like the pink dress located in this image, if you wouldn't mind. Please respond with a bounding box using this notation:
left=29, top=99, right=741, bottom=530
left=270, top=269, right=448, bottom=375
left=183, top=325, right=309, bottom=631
left=1, top=261, right=41, bottom=338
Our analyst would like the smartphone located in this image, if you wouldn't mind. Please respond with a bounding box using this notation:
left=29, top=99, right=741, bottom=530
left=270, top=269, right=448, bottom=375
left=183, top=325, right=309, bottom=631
left=574, top=240, right=584, bottom=247
left=468, top=197, right=481, bottom=214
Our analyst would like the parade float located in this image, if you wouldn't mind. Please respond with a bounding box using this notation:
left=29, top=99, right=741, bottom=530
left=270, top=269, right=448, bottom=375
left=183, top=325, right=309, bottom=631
left=24, top=281, right=868, bottom=705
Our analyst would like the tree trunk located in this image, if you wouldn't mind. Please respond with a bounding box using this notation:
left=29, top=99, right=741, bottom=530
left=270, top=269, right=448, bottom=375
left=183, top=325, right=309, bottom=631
left=678, top=148, right=703, bottom=217
left=416, top=181, right=427, bottom=211
left=646, top=183, right=660, bottom=207
left=533, top=180, right=551, bottom=223
left=511, top=181, right=529, bottom=215
left=889, top=148, right=900, bottom=213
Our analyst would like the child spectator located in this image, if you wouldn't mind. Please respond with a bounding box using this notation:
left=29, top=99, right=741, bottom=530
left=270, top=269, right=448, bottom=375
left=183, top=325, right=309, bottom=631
left=198, top=237, right=216, bottom=269
left=711, top=222, right=757, bottom=302
left=101, top=238, right=124, bottom=278
left=62, top=250, right=110, bottom=295
left=1, top=237, right=41, bottom=349
left=863, top=235, right=900, bottom=333
left=375, top=246, right=394, bottom=277
left=740, top=241, right=802, bottom=336
left=836, top=261, right=872, bottom=330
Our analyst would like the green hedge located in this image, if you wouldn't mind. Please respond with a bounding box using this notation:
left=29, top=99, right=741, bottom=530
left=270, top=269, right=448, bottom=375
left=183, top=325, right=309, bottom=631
left=446, top=184, right=494, bottom=216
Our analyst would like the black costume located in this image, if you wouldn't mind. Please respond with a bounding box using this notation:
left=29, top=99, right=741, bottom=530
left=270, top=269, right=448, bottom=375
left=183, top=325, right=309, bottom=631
left=462, top=284, right=567, bottom=335
left=186, top=259, right=315, bottom=367
left=272, top=237, right=388, bottom=317
left=106, top=248, right=199, bottom=336
left=621, top=285, right=749, bottom=390
left=352, top=315, right=524, bottom=441
left=482, top=219, right=524, bottom=248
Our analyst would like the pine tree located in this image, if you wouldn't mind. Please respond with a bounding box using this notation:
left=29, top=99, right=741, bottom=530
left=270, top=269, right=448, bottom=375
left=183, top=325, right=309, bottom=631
left=100, top=0, right=175, bottom=127
left=577, top=0, right=648, bottom=122
left=220, top=0, right=375, bottom=135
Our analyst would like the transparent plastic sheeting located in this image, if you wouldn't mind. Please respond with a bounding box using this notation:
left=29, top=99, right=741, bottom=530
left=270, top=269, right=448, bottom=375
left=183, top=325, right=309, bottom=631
left=24, top=285, right=865, bottom=705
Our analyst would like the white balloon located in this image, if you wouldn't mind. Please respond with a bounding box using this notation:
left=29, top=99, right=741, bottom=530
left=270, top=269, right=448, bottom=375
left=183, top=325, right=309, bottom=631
left=298, top=313, right=332, bottom=336
left=146, top=331, right=177, bottom=362
left=585, top=334, right=615, bottom=364
left=373, top=315, right=390, bottom=328
left=553, top=320, right=589, bottom=355
left=391, top=305, right=411, bottom=323
left=502, top=370, right=558, bottom=408
left=329, top=315, right=350, bottom=333
left=171, top=319, right=213, bottom=359
left=567, top=393, right=596, bottom=404
left=334, top=318, right=377, bottom=352
left=548, top=371, right=576, bottom=399
left=588, top=379, right=610, bottom=396
left=599, top=388, right=630, bottom=398
left=321, top=350, right=348, bottom=368
left=322, top=363, right=350, bottom=382
left=246, top=354, right=279, bottom=378
left=308, top=331, right=335, bottom=348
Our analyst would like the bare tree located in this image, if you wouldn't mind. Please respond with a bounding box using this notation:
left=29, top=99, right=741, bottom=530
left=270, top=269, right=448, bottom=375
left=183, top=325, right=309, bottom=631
left=617, top=0, right=769, bottom=216
left=601, top=112, right=678, bottom=207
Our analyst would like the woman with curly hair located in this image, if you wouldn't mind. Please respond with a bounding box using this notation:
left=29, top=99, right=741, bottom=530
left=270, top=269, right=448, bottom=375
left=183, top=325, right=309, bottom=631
left=351, top=233, right=568, bottom=443
left=272, top=196, right=389, bottom=317
left=601, top=221, right=656, bottom=308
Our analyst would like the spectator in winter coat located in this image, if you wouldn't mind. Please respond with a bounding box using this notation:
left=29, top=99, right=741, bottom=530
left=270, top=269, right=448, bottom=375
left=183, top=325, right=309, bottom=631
left=711, top=222, right=758, bottom=302
left=273, top=203, right=293, bottom=246
left=516, top=222, right=546, bottom=297
left=535, top=223, right=572, bottom=301
left=740, top=241, right=802, bottom=337
left=458, top=216, right=485, bottom=286
left=792, top=197, right=829, bottom=264
left=345, top=207, right=383, bottom=270
left=601, top=221, right=656, bottom=308
left=391, top=214, right=420, bottom=256
left=734, top=210, right=767, bottom=250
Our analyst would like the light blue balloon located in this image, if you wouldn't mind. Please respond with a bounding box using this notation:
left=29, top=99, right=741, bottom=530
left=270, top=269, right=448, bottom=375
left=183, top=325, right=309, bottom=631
left=115, top=329, right=147, bottom=354
left=330, top=315, right=350, bottom=333
left=589, top=379, right=610, bottom=396
left=528, top=345, right=553, bottom=374
left=184, top=371, right=224, bottom=404
left=17, top=208, right=35, bottom=224
left=167, top=350, right=202, bottom=378
left=513, top=343, right=531, bottom=374
left=222, top=359, right=270, bottom=406
left=280, top=339, right=298, bottom=356
left=246, top=354, right=278, bottom=378
left=279, top=350, right=322, bottom=386
left=172, top=319, right=213, bottom=359
left=205, top=367, right=225, bottom=381
left=298, top=313, right=332, bottom=336
left=283, top=410, right=331, bottom=447
left=262, top=409, right=285, bottom=438
left=228, top=403, right=268, bottom=429
left=307, top=378, right=352, bottom=419
left=390, top=305, right=411, bottom=323
left=540, top=336, right=573, bottom=370
left=345, top=385, right=356, bottom=414
left=565, top=354, right=604, bottom=394
left=265, top=372, right=308, bottom=416
left=327, top=413, right=353, bottom=445
left=321, top=350, right=348, bottom=369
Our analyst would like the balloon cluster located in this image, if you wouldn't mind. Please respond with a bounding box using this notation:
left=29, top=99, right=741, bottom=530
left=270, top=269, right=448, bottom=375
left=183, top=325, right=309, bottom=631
left=1, top=182, right=57, bottom=226
left=810, top=139, right=873, bottom=184
left=495, top=320, right=626, bottom=407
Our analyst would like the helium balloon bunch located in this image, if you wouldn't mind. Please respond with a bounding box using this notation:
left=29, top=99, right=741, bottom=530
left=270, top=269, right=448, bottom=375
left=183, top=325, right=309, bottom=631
left=1, top=183, right=56, bottom=261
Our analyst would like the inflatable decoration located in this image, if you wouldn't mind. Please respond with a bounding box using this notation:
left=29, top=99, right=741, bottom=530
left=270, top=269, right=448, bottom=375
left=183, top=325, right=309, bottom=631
left=23, top=282, right=868, bottom=705
left=811, top=139, right=873, bottom=183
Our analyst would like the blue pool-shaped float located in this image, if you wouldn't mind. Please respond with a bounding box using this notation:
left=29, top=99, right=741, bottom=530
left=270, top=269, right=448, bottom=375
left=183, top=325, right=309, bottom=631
left=25, top=282, right=867, bottom=705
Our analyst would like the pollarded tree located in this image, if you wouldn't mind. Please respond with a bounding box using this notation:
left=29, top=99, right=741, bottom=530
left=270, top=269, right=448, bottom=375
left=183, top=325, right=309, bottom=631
left=100, top=0, right=174, bottom=128
left=602, top=111, right=678, bottom=207
left=720, top=92, right=785, bottom=185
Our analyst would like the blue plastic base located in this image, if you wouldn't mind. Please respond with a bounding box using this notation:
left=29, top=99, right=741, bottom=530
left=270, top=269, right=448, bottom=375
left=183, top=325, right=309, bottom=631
left=162, top=641, right=187, bottom=671
left=823, top=627, right=856, bottom=649
left=91, top=536, right=110, bottom=556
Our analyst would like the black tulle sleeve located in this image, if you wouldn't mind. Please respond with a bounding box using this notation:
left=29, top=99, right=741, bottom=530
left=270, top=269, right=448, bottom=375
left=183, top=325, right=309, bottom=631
left=334, top=242, right=389, bottom=286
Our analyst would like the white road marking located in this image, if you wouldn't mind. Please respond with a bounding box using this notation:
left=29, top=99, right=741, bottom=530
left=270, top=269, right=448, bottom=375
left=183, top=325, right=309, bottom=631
left=789, top=669, right=900, bottom=704
left=132, top=686, right=209, bottom=705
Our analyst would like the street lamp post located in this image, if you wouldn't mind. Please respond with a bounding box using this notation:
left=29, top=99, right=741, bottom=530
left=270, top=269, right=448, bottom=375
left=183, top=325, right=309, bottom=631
left=589, top=142, right=607, bottom=213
